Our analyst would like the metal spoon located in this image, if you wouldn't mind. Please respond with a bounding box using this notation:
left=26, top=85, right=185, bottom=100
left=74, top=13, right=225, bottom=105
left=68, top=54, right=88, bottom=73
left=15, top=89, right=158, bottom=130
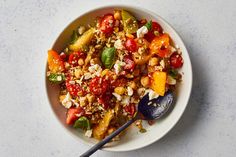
left=80, top=91, right=174, bottom=157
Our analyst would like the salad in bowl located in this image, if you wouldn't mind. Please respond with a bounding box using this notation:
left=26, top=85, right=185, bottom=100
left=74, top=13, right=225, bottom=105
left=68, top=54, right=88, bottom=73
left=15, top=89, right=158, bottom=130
left=46, top=9, right=184, bottom=141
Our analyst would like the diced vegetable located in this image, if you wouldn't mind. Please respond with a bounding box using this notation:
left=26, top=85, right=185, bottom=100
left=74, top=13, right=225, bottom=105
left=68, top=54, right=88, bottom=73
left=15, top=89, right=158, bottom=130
left=47, top=50, right=65, bottom=73
left=145, top=20, right=152, bottom=30
left=99, top=14, right=115, bottom=35
left=73, top=116, right=91, bottom=130
left=101, top=47, right=116, bottom=69
left=48, top=73, right=65, bottom=84
left=149, top=33, right=170, bottom=58
left=170, top=52, right=184, bottom=68
left=69, top=28, right=95, bottom=51
left=151, top=71, right=167, bottom=96
left=66, top=107, right=85, bottom=125
left=121, top=10, right=138, bottom=34
left=93, top=110, right=114, bottom=140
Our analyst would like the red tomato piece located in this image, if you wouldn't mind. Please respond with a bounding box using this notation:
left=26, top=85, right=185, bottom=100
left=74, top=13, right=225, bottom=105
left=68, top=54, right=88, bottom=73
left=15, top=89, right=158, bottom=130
left=145, top=21, right=163, bottom=42
left=100, top=14, right=115, bottom=35
left=68, top=51, right=85, bottom=67
left=66, top=77, right=85, bottom=97
left=47, top=50, right=65, bottom=73
left=66, top=107, right=85, bottom=125
left=97, top=90, right=112, bottom=109
left=111, top=78, right=127, bottom=88
left=124, top=104, right=136, bottom=116
left=59, top=52, right=67, bottom=61
left=89, top=77, right=109, bottom=96
left=125, top=38, right=137, bottom=52
left=170, top=52, right=184, bottom=68
left=124, top=56, right=135, bottom=71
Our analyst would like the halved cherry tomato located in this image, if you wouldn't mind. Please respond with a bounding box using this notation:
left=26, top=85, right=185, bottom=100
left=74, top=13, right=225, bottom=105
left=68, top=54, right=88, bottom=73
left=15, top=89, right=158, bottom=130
left=170, top=52, right=184, bottom=68
left=149, top=33, right=170, bottom=58
left=125, top=38, right=137, bottom=52
left=66, top=107, right=85, bottom=125
left=100, top=14, right=115, bottom=35
left=124, top=56, right=135, bottom=71
left=68, top=51, right=85, bottom=67
left=145, top=21, right=163, bottom=42
left=124, top=104, right=136, bottom=116
left=47, top=50, right=65, bottom=73
left=59, top=52, right=67, bottom=61
left=89, top=76, right=109, bottom=96
left=66, top=77, right=85, bottom=97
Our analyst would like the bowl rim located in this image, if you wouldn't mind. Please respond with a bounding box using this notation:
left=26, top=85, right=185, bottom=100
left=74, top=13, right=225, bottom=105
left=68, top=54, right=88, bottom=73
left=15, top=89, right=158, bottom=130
left=45, top=4, right=193, bottom=152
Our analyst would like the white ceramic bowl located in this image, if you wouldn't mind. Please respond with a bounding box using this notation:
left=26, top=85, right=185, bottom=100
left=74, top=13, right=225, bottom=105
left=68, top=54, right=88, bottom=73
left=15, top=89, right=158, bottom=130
left=45, top=5, right=192, bottom=152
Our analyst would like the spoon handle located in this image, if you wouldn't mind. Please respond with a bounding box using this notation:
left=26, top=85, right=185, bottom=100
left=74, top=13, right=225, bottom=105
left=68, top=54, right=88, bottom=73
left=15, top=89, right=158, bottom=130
left=80, top=118, right=137, bottom=157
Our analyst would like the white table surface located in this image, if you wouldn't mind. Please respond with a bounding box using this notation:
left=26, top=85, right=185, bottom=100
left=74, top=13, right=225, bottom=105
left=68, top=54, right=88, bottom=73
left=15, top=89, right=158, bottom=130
left=1, top=0, right=236, bottom=156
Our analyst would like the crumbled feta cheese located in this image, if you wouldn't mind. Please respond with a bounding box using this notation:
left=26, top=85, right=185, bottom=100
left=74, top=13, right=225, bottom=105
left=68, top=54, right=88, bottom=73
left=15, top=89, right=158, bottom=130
left=114, top=39, right=124, bottom=50
left=85, top=129, right=93, bottom=137
left=88, top=64, right=102, bottom=77
left=84, top=73, right=92, bottom=80
left=57, top=75, right=62, bottom=81
left=61, top=93, right=72, bottom=108
left=121, top=96, right=130, bottom=105
left=112, top=93, right=122, bottom=101
left=145, top=89, right=159, bottom=100
left=160, top=60, right=165, bottom=68
left=170, top=46, right=176, bottom=53
left=70, top=99, right=79, bottom=107
left=127, top=87, right=133, bottom=96
left=114, top=60, right=125, bottom=74
left=167, top=75, right=176, bottom=85
left=137, top=26, right=148, bottom=38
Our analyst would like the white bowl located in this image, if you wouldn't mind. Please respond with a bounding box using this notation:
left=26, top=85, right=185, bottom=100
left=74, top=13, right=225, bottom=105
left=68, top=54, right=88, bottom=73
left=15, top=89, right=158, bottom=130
left=45, top=5, right=192, bottom=152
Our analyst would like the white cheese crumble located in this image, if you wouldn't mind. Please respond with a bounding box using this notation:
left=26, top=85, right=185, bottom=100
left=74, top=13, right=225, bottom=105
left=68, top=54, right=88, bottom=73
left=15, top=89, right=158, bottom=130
left=112, top=93, right=122, bottom=101
left=136, top=26, right=148, bottom=38
left=127, top=86, right=133, bottom=96
left=114, top=60, right=125, bottom=74
left=160, top=60, right=165, bottom=68
left=88, top=64, right=102, bottom=77
left=167, top=75, right=176, bottom=85
left=114, top=39, right=124, bottom=50
left=57, top=75, right=62, bottom=81
left=61, top=93, right=72, bottom=108
left=145, top=89, right=159, bottom=100
left=84, top=72, right=92, bottom=80
left=85, top=129, right=93, bottom=137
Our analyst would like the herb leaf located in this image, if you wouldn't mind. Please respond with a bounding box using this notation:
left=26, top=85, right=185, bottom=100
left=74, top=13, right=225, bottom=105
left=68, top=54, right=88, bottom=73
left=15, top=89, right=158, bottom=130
left=101, top=47, right=116, bottom=69
left=73, top=116, right=91, bottom=130
left=145, top=20, right=152, bottom=30
left=48, top=73, right=65, bottom=84
left=168, top=69, right=178, bottom=79
left=70, top=30, right=79, bottom=44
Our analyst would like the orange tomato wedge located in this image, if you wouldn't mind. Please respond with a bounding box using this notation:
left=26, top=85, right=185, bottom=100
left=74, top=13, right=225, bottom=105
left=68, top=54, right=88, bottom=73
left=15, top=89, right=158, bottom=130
left=151, top=71, right=167, bottom=96
left=149, top=33, right=170, bottom=58
left=47, top=50, right=65, bottom=73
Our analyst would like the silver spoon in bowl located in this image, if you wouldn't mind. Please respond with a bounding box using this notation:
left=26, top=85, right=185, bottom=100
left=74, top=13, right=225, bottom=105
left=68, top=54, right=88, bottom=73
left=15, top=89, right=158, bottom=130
left=80, top=91, right=174, bottom=157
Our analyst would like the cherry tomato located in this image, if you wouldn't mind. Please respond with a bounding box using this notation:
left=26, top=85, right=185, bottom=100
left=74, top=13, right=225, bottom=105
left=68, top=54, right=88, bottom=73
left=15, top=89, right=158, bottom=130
left=47, top=50, right=65, bottom=73
left=170, top=52, right=184, bottom=68
left=68, top=51, right=85, bottom=67
left=59, top=52, right=67, bottom=61
left=66, top=77, right=85, bottom=97
left=89, top=76, right=109, bottom=96
left=66, top=107, right=85, bottom=125
left=125, top=38, right=137, bottom=52
left=124, top=104, right=136, bottom=116
left=100, top=14, right=115, bottom=35
left=124, top=56, right=135, bottom=71
left=97, top=90, right=112, bottom=109
left=149, top=33, right=170, bottom=58
left=145, top=21, right=163, bottom=42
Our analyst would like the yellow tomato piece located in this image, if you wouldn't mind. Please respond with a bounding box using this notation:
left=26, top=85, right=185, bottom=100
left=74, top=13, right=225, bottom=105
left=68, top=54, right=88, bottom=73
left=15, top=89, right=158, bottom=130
left=47, top=50, right=65, bottom=73
left=149, top=33, right=170, bottom=57
left=151, top=71, right=167, bottom=96
left=93, top=110, right=114, bottom=140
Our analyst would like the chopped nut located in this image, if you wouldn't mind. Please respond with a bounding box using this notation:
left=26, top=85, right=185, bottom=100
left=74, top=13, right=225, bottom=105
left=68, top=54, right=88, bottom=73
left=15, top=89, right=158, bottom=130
left=114, top=10, right=121, bottom=20
left=129, top=81, right=137, bottom=90
left=114, top=87, right=126, bottom=95
left=86, top=94, right=95, bottom=103
left=149, top=57, right=159, bottom=66
left=74, top=68, right=82, bottom=78
left=141, top=76, right=150, bottom=87
left=126, top=33, right=134, bottom=39
left=78, top=58, right=84, bottom=66
left=79, top=96, right=88, bottom=107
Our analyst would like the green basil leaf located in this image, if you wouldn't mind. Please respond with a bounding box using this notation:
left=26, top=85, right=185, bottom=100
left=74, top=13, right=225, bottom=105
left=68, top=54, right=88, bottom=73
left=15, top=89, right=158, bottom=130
left=145, top=20, right=152, bottom=30
left=48, top=73, right=65, bottom=84
left=168, top=69, right=178, bottom=79
left=101, top=47, right=116, bottom=69
left=73, top=116, right=91, bottom=130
